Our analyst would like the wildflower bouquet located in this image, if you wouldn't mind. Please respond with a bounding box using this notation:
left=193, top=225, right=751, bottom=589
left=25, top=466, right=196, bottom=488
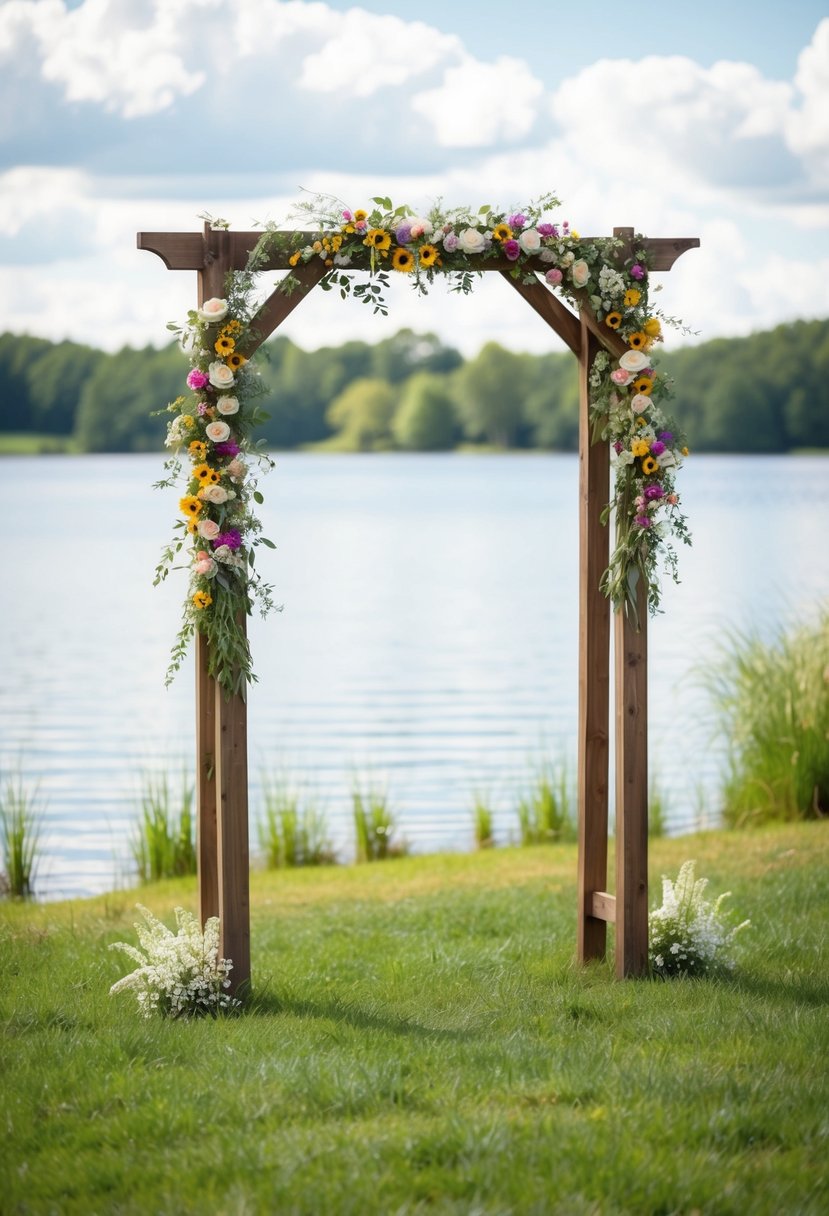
left=649, top=860, right=750, bottom=978
left=109, top=904, right=240, bottom=1017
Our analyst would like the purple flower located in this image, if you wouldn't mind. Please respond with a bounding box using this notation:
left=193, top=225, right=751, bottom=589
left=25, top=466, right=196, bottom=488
left=630, top=263, right=646, bottom=281
left=658, top=430, right=674, bottom=444
left=508, top=212, right=527, bottom=229
left=634, top=513, right=652, bottom=528
left=537, top=223, right=555, bottom=237
left=503, top=239, right=521, bottom=261
left=395, top=222, right=412, bottom=245
left=644, top=484, right=664, bottom=500
left=213, top=440, right=240, bottom=457
left=613, top=440, right=624, bottom=454
left=197, top=401, right=209, bottom=416
left=213, top=528, right=243, bottom=550
left=650, top=441, right=666, bottom=457
left=187, top=369, right=210, bottom=390
left=562, top=220, right=570, bottom=231
left=442, top=232, right=460, bottom=253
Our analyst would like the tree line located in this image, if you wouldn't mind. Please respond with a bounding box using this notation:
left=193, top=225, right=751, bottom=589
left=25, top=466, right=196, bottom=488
left=1, top=317, right=827, bottom=453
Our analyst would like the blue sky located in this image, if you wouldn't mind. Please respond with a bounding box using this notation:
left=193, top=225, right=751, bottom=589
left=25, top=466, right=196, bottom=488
left=1, top=0, right=827, bottom=356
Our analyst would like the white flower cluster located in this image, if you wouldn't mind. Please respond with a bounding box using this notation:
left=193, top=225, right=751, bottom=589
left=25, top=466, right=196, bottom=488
left=109, top=904, right=240, bottom=1018
left=649, top=860, right=750, bottom=978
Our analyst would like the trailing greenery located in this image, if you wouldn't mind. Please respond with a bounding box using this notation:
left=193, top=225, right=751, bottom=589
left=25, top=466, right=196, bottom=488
left=0, top=824, right=827, bottom=1214
left=257, top=777, right=335, bottom=868
left=516, top=759, right=575, bottom=845
left=707, top=609, right=829, bottom=826
left=0, top=775, right=42, bottom=898
left=2, top=317, right=827, bottom=454
left=130, top=773, right=197, bottom=883
left=352, top=780, right=405, bottom=861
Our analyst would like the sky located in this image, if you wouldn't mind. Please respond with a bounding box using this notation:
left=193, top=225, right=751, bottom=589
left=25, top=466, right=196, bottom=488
left=1, top=0, right=827, bottom=358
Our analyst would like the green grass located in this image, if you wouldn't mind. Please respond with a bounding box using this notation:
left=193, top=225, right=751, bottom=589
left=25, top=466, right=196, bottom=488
left=0, top=432, right=78, bottom=455
left=516, top=758, right=575, bottom=845
left=707, top=609, right=829, bottom=826
left=352, top=780, right=405, bottom=861
left=257, top=777, right=335, bottom=868
left=1, top=823, right=828, bottom=1214
left=130, top=773, right=196, bottom=883
left=0, top=775, right=42, bottom=897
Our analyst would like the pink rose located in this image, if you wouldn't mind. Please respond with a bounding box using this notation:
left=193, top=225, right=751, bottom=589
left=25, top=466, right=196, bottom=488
left=197, top=298, right=229, bottom=324
left=227, top=459, right=247, bottom=481
left=194, top=553, right=217, bottom=576
left=200, top=485, right=230, bottom=504
left=205, top=420, right=231, bottom=443
left=197, top=518, right=220, bottom=541
left=611, top=368, right=633, bottom=386
left=545, top=268, right=563, bottom=286
left=518, top=228, right=541, bottom=255
left=571, top=259, right=590, bottom=288
left=186, top=369, right=209, bottom=390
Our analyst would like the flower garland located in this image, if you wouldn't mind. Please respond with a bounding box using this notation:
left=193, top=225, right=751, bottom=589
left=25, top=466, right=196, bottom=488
left=155, top=190, right=692, bottom=695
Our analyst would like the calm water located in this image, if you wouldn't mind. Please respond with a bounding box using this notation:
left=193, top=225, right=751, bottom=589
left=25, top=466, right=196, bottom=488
left=3, top=452, right=828, bottom=899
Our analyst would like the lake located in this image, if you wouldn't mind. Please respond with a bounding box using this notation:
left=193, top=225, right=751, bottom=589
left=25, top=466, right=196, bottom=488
left=3, top=452, right=828, bottom=899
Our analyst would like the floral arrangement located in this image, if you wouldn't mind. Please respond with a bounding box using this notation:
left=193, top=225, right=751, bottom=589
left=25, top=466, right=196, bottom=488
left=649, top=860, right=750, bottom=978
left=109, top=904, right=240, bottom=1017
left=156, top=190, right=692, bottom=694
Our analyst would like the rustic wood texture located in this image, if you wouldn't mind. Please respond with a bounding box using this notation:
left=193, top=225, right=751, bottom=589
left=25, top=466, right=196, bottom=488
left=247, top=260, right=328, bottom=354
left=196, top=632, right=218, bottom=923
left=499, top=272, right=582, bottom=355
left=614, top=581, right=649, bottom=977
left=590, top=891, right=617, bottom=924
left=215, top=666, right=251, bottom=995
left=576, top=317, right=611, bottom=963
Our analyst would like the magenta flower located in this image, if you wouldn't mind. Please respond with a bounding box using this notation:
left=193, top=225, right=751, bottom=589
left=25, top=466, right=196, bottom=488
left=197, top=402, right=209, bottom=416
left=503, top=239, right=521, bottom=261
left=613, top=440, right=624, bottom=454
left=634, top=514, right=652, bottom=528
left=537, top=223, right=556, bottom=237
left=342, top=209, right=353, bottom=221
left=644, top=484, right=664, bottom=499
left=187, top=369, right=210, bottom=390
left=630, top=264, right=646, bottom=281
left=650, top=441, right=666, bottom=456
left=213, top=528, right=243, bottom=550
left=508, top=212, right=527, bottom=229
left=545, top=268, right=563, bottom=286
left=658, top=430, right=674, bottom=444
left=214, top=440, right=240, bottom=457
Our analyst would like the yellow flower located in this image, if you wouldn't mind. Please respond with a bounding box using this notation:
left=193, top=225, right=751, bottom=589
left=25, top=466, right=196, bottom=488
left=227, top=353, right=247, bottom=370
left=644, top=317, right=662, bottom=337
left=312, top=240, right=323, bottom=253
left=354, top=209, right=368, bottom=222
left=624, top=289, right=641, bottom=307
left=492, top=223, right=513, bottom=242
left=180, top=415, right=194, bottom=429
left=570, top=228, right=580, bottom=239
left=633, top=376, right=653, bottom=396
left=192, top=462, right=213, bottom=484
left=391, top=247, right=415, bottom=273
left=186, top=519, right=199, bottom=534
left=418, top=244, right=440, bottom=268
left=627, top=331, right=647, bottom=349
left=179, top=495, right=202, bottom=518
left=641, top=456, right=658, bottom=475
left=364, top=228, right=391, bottom=253
left=605, top=311, right=622, bottom=330
left=635, top=416, right=648, bottom=428
left=189, top=440, right=207, bottom=460
left=192, top=590, right=213, bottom=610
left=681, top=446, right=689, bottom=457
left=214, top=335, right=235, bottom=356
left=342, top=223, right=355, bottom=234
left=221, top=320, right=242, bottom=337
left=631, top=439, right=650, bottom=458
left=289, top=250, right=302, bottom=266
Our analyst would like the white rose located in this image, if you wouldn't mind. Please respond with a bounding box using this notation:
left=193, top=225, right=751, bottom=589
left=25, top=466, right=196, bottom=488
left=619, top=350, right=650, bottom=373
left=409, top=217, right=434, bottom=238
left=197, top=518, right=221, bottom=540
left=458, top=228, right=486, bottom=255
left=571, top=259, right=590, bottom=288
left=208, top=361, right=235, bottom=390
left=560, top=251, right=575, bottom=268
left=205, top=420, right=231, bottom=443
left=630, top=393, right=651, bottom=412
left=217, top=396, right=239, bottom=415
left=200, top=485, right=229, bottom=504
left=518, top=228, right=542, bottom=255
left=197, top=298, right=229, bottom=324
left=538, top=247, right=555, bottom=263
left=227, top=459, right=247, bottom=481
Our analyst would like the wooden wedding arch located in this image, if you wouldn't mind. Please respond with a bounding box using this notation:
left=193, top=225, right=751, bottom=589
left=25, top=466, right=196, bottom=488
left=139, top=221, right=698, bottom=990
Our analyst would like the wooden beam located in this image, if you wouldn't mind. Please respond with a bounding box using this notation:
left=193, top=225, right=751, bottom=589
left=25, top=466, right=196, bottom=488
left=215, top=665, right=251, bottom=996
left=500, top=272, right=582, bottom=356
left=576, top=316, right=611, bottom=964
left=615, top=580, right=649, bottom=978
left=590, top=891, right=616, bottom=924
left=196, top=632, right=218, bottom=923
left=246, top=260, right=328, bottom=354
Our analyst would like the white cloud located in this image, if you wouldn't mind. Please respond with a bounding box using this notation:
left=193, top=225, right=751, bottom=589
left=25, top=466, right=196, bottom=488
left=411, top=56, right=545, bottom=146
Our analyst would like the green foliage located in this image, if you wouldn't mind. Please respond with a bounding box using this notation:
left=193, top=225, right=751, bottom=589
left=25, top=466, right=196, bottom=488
left=130, top=773, right=197, bottom=883
left=516, top=759, right=575, bottom=845
left=1, top=825, right=828, bottom=1214
left=74, top=343, right=183, bottom=451
left=707, top=610, right=829, bottom=825
left=0, top=776, right=42, bottom=898
left=649, top=859, right=750, bottom=978
left=324, top=377, right=396, bottom=451
left=392, top=371, right=457, bottom=450
left=257, top=777, right=334, bottom=868
left=648, top=776, right=668, bottom=838
left=352, top=780, right=404, bottom=861
left=471, top=794, right=495, bottom=849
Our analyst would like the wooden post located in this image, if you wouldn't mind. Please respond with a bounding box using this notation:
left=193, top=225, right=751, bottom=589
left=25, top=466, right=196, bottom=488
left=615, top=582, right=649, bottom=977
left=196, top=632, right=218, bottom=921
left=576, top=318, right=612, bottom=962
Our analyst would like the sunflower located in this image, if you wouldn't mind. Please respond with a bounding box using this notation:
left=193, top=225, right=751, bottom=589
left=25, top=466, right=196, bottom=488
left=179, top=495, right=202, bottom=518
left=192, top=590, right=213, bottom=610
left=289, top=250, right=302, bottom=267
left=186, top=519, right=199, bottom=534
left=391, top=247, right=415, bottom=273
left=627, top=331, right=647, bottom=349
left=624, top=288, right=641, bottom=307
left=492, top=223, right=513, bottom=243
left=354, top=209, right=368, bottom=222
left=214, top=335, right=235, bottom=356
left=641, top=456, right=658, bottom=475
left=227, top=353, right=247, bottom=370
left=644, top=317, right=662, bottom=338
left=363, top=228, right=391, bottom=253
left=631, top=439, right=650, bottom=458
left=189, top=440, right=207, bottom=460
left=633, top=376, right=654, bottom=396
left=605, top=311, right=622, bottom=330
left=192, top=462, right=214, bottom=484
left=221, top=319, right=242, bottom=337
left=418, top=244, right=440, bottom=268
left=635, top=416, right=648, bottom=428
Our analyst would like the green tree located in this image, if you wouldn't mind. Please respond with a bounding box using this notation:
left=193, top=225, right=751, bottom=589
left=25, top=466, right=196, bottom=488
left=371, top=329, right=462, bottom=384
left=392, top=372, right=456, bottom=450
left=325, top=377, right=397, bottom=450
left=27, top=341, right=104, bottom=435
left=453, top=342, right=529, bottom=447
left=74, top=344, right=183, bottom=452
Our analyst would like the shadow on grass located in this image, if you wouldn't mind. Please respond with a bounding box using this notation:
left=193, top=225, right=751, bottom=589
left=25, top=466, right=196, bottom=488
left=245, top=987, right=475, bottom=1042
left=725, top=970, right=829, bottom=1009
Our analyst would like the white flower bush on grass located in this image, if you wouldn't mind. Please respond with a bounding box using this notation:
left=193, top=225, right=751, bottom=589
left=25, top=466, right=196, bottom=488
left=649, top=860, right=750, bottom=978
left=109, top=905, right=240, bottom=1017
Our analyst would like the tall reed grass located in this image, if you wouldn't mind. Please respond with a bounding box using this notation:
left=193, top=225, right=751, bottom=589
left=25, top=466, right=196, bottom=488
left=257, top=777, right=334, bottom=868
left=0, top=775, right=42, bottom=898
left=707, top=609, right=829, bottom=826
left=352, top=780, right=404, bottom=861
left=516, top=759, right=575, bottom=845
left=130, top=773, right=197, bottom=882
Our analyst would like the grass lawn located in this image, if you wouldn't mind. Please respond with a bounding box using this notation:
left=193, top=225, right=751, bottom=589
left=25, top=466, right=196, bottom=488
left=0, top=433, right=78, bottom=455
left=1, top=823, right=827, bottom=1215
